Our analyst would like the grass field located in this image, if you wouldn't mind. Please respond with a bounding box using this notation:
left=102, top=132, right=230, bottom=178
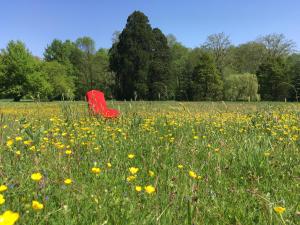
left=0, top=101, right=299, bottom=225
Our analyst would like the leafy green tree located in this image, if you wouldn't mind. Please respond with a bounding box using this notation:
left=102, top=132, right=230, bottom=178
left=257, top=33, right=295, bottom=58
left=148, top=28, right=172, bottom=100
left=256, top=57, right=290, bottom=101
left=202, top=32, right=231, bottom=77
left=109, top=11, right=154, bottom=100
left=166, top=34, right=190, bottom=100
left=41, top=61, right=75, bottom=100
left=0, top=41, right=36, bottom=101
left=288, top=54, right=300, bottom=101
left=74, top=37, right=96, bottom=96
left=91, top=49, right=115, bottom=98
left=229, top=42, right=266, bottom=74
left=44, top=39, right=75, bottom=63
left=224, top=73, right=259, bottom=101
left=190, top=52, right=223, bottom=100
left=26, top=70, right=53, bottom=100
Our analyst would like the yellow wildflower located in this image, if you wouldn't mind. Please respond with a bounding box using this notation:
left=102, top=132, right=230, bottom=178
left=23, top=140, right=32, bottom=145
left=178, top=164, right=184, bottom=169
left=148, top=170, right=155, bottom=177
left=15, top=151, right=21, bottom=156
left=274, top=206, right=286, bottom=214
left=0, top=210, right=19, bottom=225
left=189, top=171, right=197, bottom=179
left=15, top=137, right=23, bottom=141
left=65, top=150, right=72, bottom=155
left=135, top=186, right=142, bottom=192
left=0, top=185, right=8, bottom=192
left=107, top=162, right=112, bottom=168
left=64, top=179, right=72, bottom=185
left=6, top=140, right=13, bottom=147
left=32, top=200, right=44, bottom=210
left=31, top=172, right=42, bottom=181
left=0, top=194, right=5, bottom=205
left=129, top=167, right=139, bottom=175
left=126, top=175, right=136, bottom=182
left=128, top=154, right=135, bottom=159
left=91, top=167, right=101, bottom=174
left=145, top=185, right=156, bottom=194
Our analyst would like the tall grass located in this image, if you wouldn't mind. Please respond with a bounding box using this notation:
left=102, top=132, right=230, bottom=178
left=0, top=101, right=299, bottom=224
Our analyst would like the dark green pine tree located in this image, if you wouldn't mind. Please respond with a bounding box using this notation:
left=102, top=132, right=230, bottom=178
left=256, top=57, right=289, bottom=101
left=148, top=28, right=172, bottom=100
left=109, top=11, right=154, bottom=100
left=190, top=52, right=223, bottom=101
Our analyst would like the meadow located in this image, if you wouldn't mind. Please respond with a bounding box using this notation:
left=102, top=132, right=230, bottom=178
left=0, top=101, right=299, bottom=225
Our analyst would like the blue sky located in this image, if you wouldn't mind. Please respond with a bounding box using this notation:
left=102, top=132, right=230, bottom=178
left=0, top=0, right=299, bottom=57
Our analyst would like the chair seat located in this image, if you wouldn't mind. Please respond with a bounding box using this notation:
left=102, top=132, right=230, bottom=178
left=102, top=109, right=119, bottom=118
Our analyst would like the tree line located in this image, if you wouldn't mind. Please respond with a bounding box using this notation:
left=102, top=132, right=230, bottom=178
left=0, top=11, right=299, bottom=101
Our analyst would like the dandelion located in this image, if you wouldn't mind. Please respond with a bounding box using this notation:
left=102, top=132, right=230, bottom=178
left=91, top=167, right=101, bottom=174
left=129, top=167, right=139, bottom=175
left=274, top=206, right=286, bottom=214
left=193, top=136, right=198, bottom=140
left=145, top=185, right=156, bottom=194
left=32, top=200, right=44, bottom=210
left=0, top=185, right=8, bottom=192
left=135, top=186, right=142, bottom=192
left=64, top=179, right=72, bottom=185
left=0, top=194, right=5, bottom=205
left=31, top=172, right=42, bottom=181
left=107, top=162, right=112, bottom=168
left=128, top=154, right=135, bottom=159
left=0, top=210, right=19, bottom=225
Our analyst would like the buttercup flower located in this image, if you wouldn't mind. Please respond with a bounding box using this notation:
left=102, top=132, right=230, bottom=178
left=145, top=185, right=155, bottom=194
left=126, top=175, right=136, bottom=182
left=64, top=179, right=72, bottom=185
left=129, top=167, right=139, bottom=175
left=128, top=154, right=135, bottom=159
left=178, top=164, right=184, bottom=169
left=32, top=200, right=44, bottom=210
left=0, top=194, right=5, bottom=205
left=91, top=167, right=101, bottom=174
left=0, top=185, right=8, bottom=192
left=274, top=206, right=286, bottom=214
left=148, top=170, right=155, bottom=177
left=135, top=186, right=142, bottom=192
left=189, top=171, right=197, bottom=179
left=31, top=172, right=42, bottom=181
left=0, top=210, right=19, bottom=225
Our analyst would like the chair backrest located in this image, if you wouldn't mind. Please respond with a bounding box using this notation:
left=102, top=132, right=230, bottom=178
left=86, top=90, right=107, bottom=113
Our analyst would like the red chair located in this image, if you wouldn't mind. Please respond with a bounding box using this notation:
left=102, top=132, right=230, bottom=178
left=86, top=90, right=120, bottom=118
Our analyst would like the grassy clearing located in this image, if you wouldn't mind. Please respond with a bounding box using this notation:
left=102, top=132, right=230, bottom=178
left=0, top=101, right=299, bottom=224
